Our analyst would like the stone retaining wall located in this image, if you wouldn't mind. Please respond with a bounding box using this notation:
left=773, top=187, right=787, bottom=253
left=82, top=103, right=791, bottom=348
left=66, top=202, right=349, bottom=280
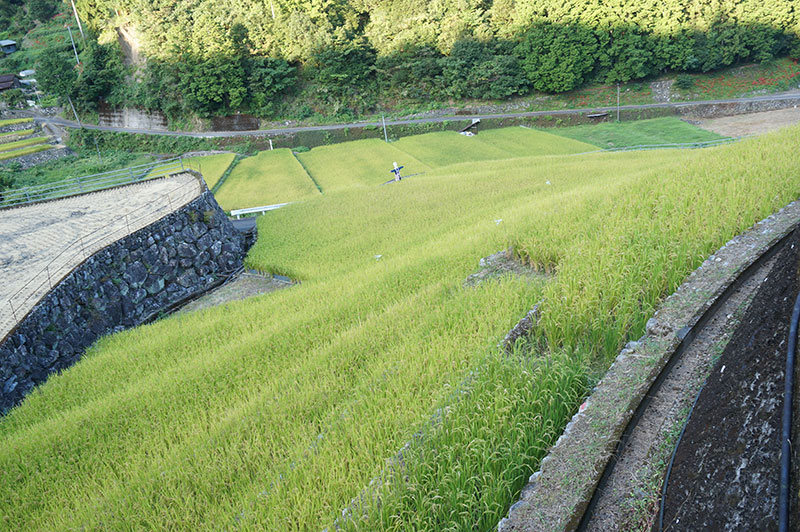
left=0, top=190, right=246, bottom=414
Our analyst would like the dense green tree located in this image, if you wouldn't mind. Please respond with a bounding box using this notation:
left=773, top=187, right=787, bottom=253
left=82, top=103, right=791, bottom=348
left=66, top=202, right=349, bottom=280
left=28, top=0, right=56, bottom=22
left=35, top=52, right=78, bottom=101
left=515, top=23, right=599, bottom=92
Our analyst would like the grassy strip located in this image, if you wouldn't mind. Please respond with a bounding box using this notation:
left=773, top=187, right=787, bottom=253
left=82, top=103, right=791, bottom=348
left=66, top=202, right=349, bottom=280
left=0, top=144, right=51, bottom=161
left=0, top=136, right=49, bottom=153
left=1, top=126, right=799, bottom=531
left=0, top=128, right=34, bottom=140
left=0, top=118, right=33, bottom=128
left=551, top=117, right=726, bottom=149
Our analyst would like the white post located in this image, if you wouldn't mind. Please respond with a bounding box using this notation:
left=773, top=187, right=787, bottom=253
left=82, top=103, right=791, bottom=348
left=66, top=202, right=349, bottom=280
left=67, top=95, right=81, bottom=126
left=70, top=0, right=85, bottom=41
left=269, top=138, right=273, bottom=150
left=616, top=83, right=620, bottom=122
left=382, top=115, right=388, bottom=143
left=67, top=26, right=80, bottom=65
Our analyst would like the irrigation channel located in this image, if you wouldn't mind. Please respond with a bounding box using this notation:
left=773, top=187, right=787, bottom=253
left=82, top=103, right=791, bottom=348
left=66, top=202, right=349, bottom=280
left=573, top=228, right=800, bottom=530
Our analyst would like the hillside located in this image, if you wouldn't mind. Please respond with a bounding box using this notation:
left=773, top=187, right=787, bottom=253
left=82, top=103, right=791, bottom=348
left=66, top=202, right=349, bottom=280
left=24, top=0, right=799, bottom=123
left=2, top=124, right=799, bottom=530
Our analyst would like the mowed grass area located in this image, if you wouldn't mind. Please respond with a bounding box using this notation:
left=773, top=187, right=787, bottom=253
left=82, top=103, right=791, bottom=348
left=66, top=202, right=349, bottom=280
left=474, top=126, right=596, bottom=156
left=214, top=148, right=319, bottom=211
left=2, top=125, right=800, bottom=531
left=552, top=116, right=727, bottom=148
left=296, top=139, right=430, bottom=191
left=181, top=153, right=236, bottom=189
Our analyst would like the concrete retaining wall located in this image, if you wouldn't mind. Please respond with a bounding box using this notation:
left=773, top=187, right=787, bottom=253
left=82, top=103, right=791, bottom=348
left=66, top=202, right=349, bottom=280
left=0, top=190, right=246, bottom=414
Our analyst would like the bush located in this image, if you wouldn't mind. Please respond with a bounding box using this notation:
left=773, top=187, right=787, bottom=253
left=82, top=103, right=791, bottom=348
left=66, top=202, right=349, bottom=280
left=515, top=23, right=599, bottom=93
left=675, top=74, right=695, bottom=90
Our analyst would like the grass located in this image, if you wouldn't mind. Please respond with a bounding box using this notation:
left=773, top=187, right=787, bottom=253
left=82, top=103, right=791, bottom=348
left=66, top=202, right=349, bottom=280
left=0, top=143, right=51, bottom=161
left=214, top=148, right=319, bottom=211
left=4, top=152, right=155, bottom=189
left=183, top=153, right=236, bottom=190
left=674, top=57, right=800, bottom=100
left=0, top=118, right=33, bottom=128
left=0, top=128, right=34, bottom=139
left=391, top=131, right=515, bottom=167
left=0, top=136, right=49, bottom=153
left=2, top=124, right=800, bottom=531
left=475, top=127, right=597, bottom=156
left=552, top=117, right=727, bottom=149
left=296, top=139, right=431, bottom=191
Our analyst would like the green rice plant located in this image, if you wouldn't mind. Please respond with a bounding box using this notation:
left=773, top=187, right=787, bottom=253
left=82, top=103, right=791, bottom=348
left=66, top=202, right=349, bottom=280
left=0, top=117, right=33, bottom=128
left=0, top=143, right=51, bottom=161
left=552, top=116, right=727, bottom=149
left=147, top=153, right=235, bottom=189
left=295, top=139, right=430, bottom=191
left=1, top=125, right=800, bottom=532
left=391, top=131, right=515, bottom=167
left=214, top=148, right=319, bottom=211
left=0, top=136, right=48, bottom=153
left=0, top=127, right=34, bottom=139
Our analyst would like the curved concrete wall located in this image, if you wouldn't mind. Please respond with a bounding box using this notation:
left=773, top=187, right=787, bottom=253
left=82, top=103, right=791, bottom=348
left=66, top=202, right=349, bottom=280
left=0, top=190, right=246, bottom=413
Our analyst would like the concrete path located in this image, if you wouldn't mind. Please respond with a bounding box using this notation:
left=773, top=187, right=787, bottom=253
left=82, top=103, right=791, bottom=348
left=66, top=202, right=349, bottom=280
left=0, top=173, right=203, bottom=340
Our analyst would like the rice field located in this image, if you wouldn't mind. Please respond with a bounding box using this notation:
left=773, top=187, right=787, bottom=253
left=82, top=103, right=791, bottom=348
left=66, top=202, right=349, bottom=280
left=214, top=149, right=319, bottom=211
left=552, top=116, right=727, bottom=148
left=0, top=128, right=35, bottom=139
left=2, top=124, right=800, bottom=532
left=0, top=118, right=33, bottom=128
left=295, top=139, right=430, bottom=191
left=0, top=143, right=52, bottom=161
left=181, top=153, right=236, bottom=190
left=390, top=131, right=516, bottom=167
left=0, top=136, right=49, bottom=153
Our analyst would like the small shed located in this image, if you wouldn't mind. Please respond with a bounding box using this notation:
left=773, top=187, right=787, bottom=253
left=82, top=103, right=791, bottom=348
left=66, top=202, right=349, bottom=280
left=0, top=74, right=20, bottom=91
left=0, top=40, right=17, bottom=54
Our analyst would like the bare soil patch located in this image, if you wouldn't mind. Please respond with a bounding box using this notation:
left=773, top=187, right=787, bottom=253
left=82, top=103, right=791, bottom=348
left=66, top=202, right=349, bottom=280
left=662, top=234, right=800, bottom=531
left=693, top=108, right=800, bottom=137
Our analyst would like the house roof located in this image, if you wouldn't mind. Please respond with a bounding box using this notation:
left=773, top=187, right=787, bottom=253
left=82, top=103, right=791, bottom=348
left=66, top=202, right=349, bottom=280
left=0, top=74, right=18, bottom=90
left=0, top=40, right=17, bottom=47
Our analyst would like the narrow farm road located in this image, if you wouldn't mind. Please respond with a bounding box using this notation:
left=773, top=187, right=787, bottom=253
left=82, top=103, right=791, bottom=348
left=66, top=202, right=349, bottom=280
left=30, top=91, right=800, bottom=139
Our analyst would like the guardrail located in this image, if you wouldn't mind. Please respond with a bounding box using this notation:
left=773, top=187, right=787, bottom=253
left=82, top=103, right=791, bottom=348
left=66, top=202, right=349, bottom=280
left=0, top=157, right=187, bottom=210
left=230, top=203, right=290, bottom=218
left=2, top=177, right=201, bottom=340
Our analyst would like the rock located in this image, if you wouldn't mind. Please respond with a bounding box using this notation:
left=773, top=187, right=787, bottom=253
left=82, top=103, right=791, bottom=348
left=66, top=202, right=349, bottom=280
left=123, top=261, right=148, bottom=288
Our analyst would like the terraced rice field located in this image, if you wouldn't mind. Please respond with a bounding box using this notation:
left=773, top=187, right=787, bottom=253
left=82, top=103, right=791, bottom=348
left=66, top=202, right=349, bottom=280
left=295, top=139, right=430, bottom=191
left=3, top=124, right=800, bottom=531
left=214, top=148, right=318, bottom=211
left=182, top=153, right=236, bottom=190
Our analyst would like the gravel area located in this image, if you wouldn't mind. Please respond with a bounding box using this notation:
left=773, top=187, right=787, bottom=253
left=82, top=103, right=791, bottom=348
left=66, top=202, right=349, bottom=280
left=693, top=108, right=800, bottom=137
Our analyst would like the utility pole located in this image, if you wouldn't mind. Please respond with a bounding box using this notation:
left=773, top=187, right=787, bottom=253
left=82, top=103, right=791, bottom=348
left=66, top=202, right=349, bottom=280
left=70, top=0, right=85, bottom=41
left=382, top=115, right=388, bottom=143
left=67, top=26, right=80, bottom=65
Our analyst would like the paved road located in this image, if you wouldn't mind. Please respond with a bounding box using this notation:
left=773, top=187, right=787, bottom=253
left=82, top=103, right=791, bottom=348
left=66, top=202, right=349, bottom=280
left=30, top=92, right=800, bottom=139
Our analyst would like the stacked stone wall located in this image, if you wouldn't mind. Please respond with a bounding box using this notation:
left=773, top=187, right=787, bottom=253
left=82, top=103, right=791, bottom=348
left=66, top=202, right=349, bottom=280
left=0, top=190, right=245, bottom=413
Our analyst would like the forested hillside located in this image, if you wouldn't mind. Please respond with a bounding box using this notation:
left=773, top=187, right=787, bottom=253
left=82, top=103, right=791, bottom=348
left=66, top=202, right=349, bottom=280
left=37, top=0, right=800, bottom=120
